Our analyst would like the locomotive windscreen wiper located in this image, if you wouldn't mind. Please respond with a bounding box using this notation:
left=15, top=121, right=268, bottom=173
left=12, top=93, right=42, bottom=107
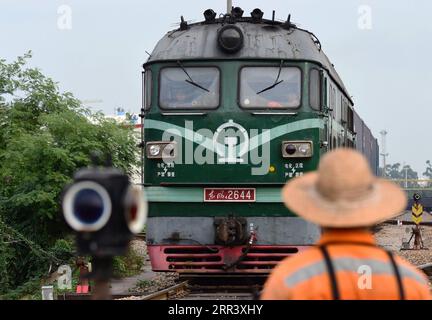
left=256, top=60, right=284, bottom=95
left=177, top=61, right=210, bottom=92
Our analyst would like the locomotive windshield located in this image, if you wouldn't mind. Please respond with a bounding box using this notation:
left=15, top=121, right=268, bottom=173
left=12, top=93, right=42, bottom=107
left=240, top=67, right=301, bottom=108
left=159, top=67, right=220, bottom=109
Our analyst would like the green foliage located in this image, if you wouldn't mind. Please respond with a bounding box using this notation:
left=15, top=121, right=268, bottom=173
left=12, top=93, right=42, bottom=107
left=50, top=238, right=75, bottom=263
left=0, top=224, right=15, bottom=292
left=113, top=248, right=144, bottom=278
left=133, top=279, right=152, bottom=292
left=0, top=277, right=42, bottom=300
left=423, top=160, right=432, bottom=186
left=0, top=52, right=138, bottom=297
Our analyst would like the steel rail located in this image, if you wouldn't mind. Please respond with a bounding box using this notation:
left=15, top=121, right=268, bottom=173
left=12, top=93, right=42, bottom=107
left=141, top=281, right=189, bottom=300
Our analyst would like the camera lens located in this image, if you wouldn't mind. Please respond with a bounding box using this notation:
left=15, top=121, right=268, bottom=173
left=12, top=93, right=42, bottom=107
left=73, top=189, right=104, bottom=224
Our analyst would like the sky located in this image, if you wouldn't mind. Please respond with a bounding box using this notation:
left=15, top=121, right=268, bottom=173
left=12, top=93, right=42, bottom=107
left=1, top=0, right=432, bottom=175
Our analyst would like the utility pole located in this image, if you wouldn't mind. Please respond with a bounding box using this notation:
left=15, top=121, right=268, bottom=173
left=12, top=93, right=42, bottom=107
left=403, top=162, right=408, bottom=188
left=380, top=130, right=389, bottom=178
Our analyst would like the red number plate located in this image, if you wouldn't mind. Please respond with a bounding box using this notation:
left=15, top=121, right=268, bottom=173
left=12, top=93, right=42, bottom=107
left=204, top=188, right=256, bottom=202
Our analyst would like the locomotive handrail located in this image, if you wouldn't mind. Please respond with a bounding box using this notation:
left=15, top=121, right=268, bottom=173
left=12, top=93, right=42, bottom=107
left=252, top=112, right=298, bottom=116
left=161, top=112, right=207, bottom=116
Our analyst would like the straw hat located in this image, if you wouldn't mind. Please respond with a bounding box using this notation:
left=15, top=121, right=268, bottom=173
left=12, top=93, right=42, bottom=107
left=282, top=149, right=407, bottom=228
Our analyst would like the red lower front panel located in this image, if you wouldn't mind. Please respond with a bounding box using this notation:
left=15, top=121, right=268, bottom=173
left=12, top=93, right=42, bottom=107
left=148, top=245, right=310, bottom=273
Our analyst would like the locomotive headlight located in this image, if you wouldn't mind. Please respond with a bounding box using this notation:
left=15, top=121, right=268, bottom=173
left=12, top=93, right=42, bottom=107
left=146, top=141, right=177, bottom=159
left=299, top=144, right=311, bottom=155
left=149, top=145, right=160, bottom=157
left=217, top=25, right=244, bottom=53
left=285, top=144, right=297, bottom=155
left=282, top=141, right=313, bottom=158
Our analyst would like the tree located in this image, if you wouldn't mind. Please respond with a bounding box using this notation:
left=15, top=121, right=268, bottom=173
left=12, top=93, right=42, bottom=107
left=422, top=160, right=432, bottom=188
left=401, top=164, right=419, bottom=189
left=380, top=163, right=419, bottom=188
left=0, top=53, right=138, bottom=296
left=386, top=163, right=403, bottom=179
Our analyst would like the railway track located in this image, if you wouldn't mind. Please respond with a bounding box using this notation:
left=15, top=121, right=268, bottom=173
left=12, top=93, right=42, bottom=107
left=58, top=281, right=188, bottom=300
left=58, top=278, right=260, bottom=300
left=138, top=279, right=259, bottom=300
left=141, top=281, right=189, bottom=300
left=143, top=262, right=432, bottom=299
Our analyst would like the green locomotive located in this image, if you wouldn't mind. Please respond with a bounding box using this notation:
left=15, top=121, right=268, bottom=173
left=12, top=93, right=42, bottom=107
left=142, top=7, right=378, bottom=273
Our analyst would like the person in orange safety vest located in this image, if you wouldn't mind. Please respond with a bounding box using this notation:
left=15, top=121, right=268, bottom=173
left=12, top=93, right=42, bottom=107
left=261, top=149, right=431, bottom=300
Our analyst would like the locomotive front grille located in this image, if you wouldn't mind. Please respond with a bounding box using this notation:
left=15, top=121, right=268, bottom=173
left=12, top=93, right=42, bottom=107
left=149, top=245, right=304, bottom=273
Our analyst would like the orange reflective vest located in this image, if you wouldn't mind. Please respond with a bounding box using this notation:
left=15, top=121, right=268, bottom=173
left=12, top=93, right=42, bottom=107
left=261, top=229, right=431, bottom=300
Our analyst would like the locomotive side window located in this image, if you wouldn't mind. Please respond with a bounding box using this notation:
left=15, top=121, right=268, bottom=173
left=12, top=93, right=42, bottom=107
left=309, top=69, right=321, bottom=110
left=341, top=98, right=347, bottom=125
left=239, top=67, right=301, bottom=108
left=143, top=70, right=152, bottom=109
left=159, top=67, right=220, bottom=109
left=331, top=86, right=336, bottom=119
left=347, top=106, right=354, bottom=132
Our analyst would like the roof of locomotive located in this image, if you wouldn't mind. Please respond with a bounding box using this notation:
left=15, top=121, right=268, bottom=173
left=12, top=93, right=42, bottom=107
left=146, top=16, right=352, bottom=103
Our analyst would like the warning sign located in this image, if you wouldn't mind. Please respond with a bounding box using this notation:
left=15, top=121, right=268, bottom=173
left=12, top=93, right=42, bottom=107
left=412, top=203, right=423, bottom=225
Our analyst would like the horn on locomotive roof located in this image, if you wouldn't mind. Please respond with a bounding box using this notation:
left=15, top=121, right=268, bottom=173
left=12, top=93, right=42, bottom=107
left=203, top=9, right=216, bottom=22
left=251, top=8, right=264, bottom=23
left=180, top=16, right=188, bottom=30
left=232, top=7, right=244, bottom=18
left=282, top=14, right=293, bottom=30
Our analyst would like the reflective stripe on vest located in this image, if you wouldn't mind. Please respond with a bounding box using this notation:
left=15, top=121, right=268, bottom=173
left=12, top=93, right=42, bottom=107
left=284, top=246, right=424, bottom=299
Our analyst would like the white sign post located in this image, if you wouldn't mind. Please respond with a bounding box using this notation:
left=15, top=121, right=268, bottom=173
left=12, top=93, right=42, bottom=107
left=41, top=286, right=54, bottom=300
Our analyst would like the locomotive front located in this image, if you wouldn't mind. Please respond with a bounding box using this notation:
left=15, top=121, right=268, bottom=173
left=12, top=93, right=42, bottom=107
left=142, top=8, right=351, bottom=274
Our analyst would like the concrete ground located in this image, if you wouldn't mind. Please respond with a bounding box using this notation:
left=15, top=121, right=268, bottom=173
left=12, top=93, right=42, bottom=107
left=109, top=239, right=156, bottom=294
left=110, top=264, right=155, bottom=294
